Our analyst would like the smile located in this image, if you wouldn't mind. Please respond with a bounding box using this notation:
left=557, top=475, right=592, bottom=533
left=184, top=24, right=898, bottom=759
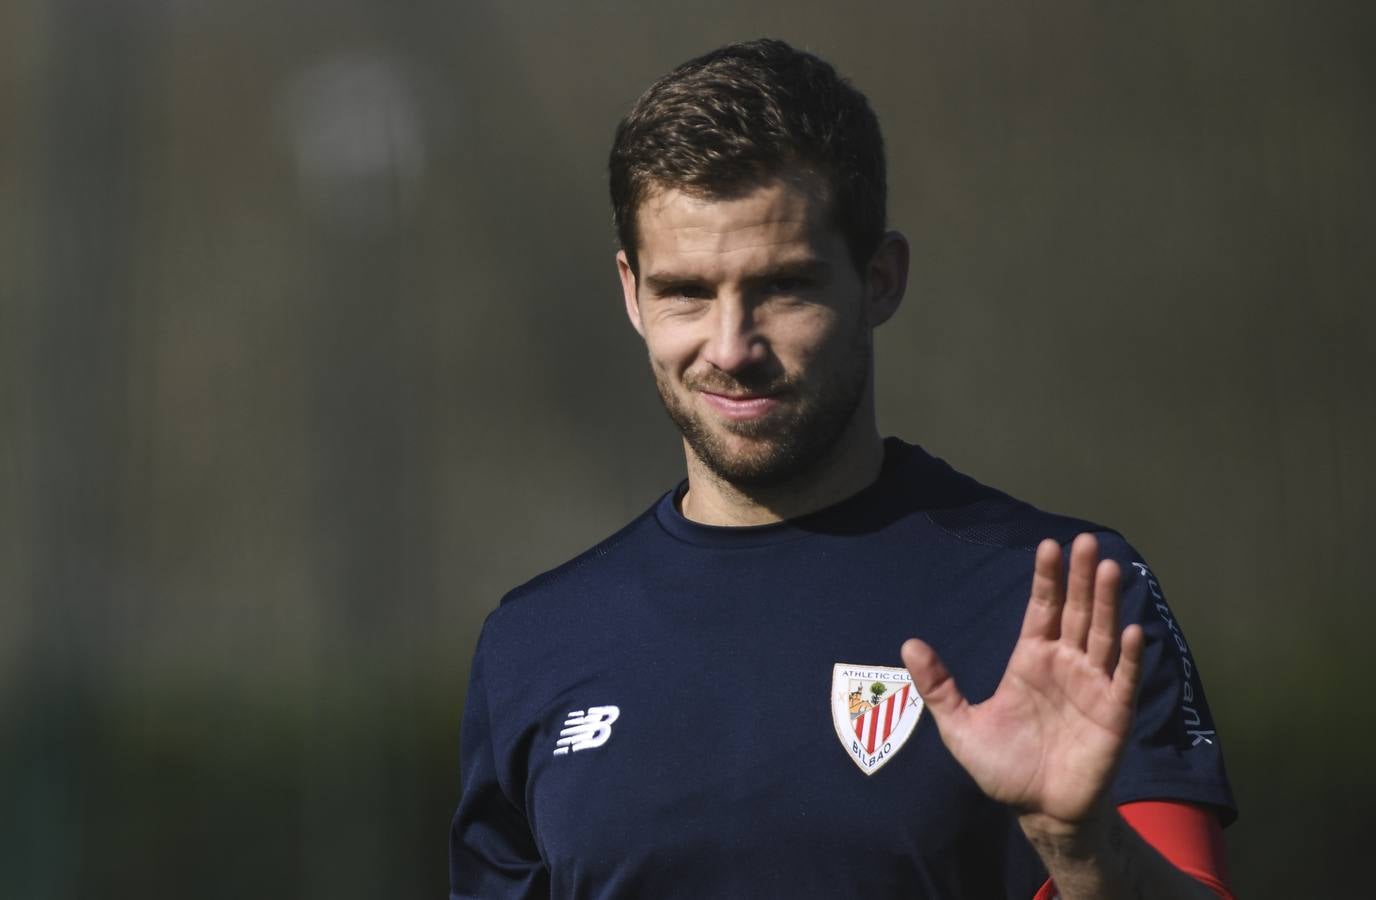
left=699, top=391, right=782, bottom=420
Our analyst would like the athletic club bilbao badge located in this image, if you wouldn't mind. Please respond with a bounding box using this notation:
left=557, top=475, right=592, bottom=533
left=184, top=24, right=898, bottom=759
left=830, top=663, right=925, bottom=775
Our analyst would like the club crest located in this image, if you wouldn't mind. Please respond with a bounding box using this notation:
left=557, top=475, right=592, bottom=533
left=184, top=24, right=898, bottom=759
left=830, top=663, right=925, bottom=775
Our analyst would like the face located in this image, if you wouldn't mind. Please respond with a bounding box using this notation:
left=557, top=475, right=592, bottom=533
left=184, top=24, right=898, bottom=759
left=618, top=174, right=887, bottom=488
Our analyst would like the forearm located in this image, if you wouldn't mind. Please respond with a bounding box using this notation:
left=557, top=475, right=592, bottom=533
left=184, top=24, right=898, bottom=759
left=1022, top=807, right=1219, bottom=900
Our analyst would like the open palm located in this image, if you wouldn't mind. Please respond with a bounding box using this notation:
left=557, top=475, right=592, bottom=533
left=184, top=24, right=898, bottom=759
left=902, top=534, right=1144, bottom=825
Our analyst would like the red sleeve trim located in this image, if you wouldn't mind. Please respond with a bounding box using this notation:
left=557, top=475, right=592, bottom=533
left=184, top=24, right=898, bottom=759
left=1032, top=801, right=1234, bottom=900
left=1121, top=800, right=1233, bottom=897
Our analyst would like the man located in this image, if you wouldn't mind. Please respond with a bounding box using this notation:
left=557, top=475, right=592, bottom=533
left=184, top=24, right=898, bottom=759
left=451, top=39, right=1235, bottom=898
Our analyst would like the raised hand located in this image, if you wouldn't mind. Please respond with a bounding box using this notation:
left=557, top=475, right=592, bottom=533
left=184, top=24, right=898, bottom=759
left=901, top=533, right=1144, bottom=828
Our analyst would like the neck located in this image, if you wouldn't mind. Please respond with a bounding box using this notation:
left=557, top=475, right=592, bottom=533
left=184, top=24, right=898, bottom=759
left=679, top=414, right=885, bottom=527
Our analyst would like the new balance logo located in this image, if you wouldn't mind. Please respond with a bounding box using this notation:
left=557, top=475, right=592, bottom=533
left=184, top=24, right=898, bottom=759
left=553, top=706, right=620, bottom=756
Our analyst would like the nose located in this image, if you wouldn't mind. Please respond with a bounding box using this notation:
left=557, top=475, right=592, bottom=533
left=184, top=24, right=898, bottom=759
left=700, top=293, right=767, bottom=373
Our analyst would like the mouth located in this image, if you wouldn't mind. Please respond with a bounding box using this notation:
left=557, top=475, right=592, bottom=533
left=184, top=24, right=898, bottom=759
left=699, top=390, right=782, bottom=421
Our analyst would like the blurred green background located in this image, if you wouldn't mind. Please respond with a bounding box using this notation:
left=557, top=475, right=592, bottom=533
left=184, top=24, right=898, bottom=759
left=2, top=1, right=1371, bottom=897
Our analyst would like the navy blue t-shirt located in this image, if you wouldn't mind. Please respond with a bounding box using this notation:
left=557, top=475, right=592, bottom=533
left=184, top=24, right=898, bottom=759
left=450, top=439, right=1235, bottom=899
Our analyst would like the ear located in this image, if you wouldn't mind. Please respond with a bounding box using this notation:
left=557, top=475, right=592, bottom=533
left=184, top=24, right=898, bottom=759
left=617, top=249, right=645, bottom=338
left=863, top=230, right=909, bottom=328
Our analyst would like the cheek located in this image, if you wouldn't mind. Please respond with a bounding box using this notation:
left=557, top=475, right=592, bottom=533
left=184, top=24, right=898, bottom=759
left=777, top=310, right=851, bottom=368
left=644, top=328, right=701, bottom=378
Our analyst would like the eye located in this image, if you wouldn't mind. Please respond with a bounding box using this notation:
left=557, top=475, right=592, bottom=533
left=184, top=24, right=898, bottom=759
left=649, top=282, right=712, bottom=303
left=672, top=284, right=712, bottom=301
left=767, top=276, right=811, bottom=295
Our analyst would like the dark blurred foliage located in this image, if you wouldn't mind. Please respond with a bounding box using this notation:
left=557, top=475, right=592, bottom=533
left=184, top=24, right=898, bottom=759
left=1, top=1, right=1372, bottom=897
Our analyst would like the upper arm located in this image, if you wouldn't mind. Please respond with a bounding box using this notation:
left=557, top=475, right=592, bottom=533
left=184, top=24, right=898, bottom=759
left=1098, top=537, right=1237, bottom=819
left=449, top=637, right=548, bottom=899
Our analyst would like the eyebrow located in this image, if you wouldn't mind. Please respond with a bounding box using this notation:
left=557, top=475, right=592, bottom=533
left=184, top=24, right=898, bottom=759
left=641, top=272, right=704, bottom=294
left=743, top=259, right=832, bottom=286
left=641, top=259, right=832, bottom=294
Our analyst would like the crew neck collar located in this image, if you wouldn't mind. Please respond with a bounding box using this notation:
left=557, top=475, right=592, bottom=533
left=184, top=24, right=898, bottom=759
left=653, top=437, right=919, bottom=548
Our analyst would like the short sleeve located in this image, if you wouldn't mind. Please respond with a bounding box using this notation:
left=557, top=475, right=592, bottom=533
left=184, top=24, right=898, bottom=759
left=1101, top=536, right=1237, bottom=824
left=449, top=630, right=549, bottom=899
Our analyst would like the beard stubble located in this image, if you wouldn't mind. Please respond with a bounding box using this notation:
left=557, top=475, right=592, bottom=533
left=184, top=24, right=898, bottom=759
left=651, top=322, right=873, bottom=490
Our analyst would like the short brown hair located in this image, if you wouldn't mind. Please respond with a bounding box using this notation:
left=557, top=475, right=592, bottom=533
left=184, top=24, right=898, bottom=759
left=609, top=38, right=887, bottom=276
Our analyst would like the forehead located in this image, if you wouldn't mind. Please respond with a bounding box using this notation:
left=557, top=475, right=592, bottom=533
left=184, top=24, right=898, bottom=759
left=634, top=175, right=844, bottom=274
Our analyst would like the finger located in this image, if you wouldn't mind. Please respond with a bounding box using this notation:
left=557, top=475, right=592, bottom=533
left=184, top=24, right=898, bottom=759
left=901, top=638, right=971, bottom=731
left=1019, top=539, right=1065, bottom=641
left=1086, top=558, right=1122, bottom=671
left=1110, top=624, right=1145, bottom=706
left=1060, top=533, right=1099, bottom=651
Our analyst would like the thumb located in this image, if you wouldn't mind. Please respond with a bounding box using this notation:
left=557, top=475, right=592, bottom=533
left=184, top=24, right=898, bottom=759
left=901, top=638, right=970, bottom=729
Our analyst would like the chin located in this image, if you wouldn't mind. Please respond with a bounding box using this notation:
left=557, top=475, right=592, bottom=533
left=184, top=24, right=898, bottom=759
left=693, top=432, right=828, bottom=489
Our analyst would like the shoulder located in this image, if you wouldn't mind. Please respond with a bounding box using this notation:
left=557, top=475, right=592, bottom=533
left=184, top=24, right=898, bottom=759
left=887, top=438, right=1123, bottom=553
left=479, top=499, right=665, bottom=632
